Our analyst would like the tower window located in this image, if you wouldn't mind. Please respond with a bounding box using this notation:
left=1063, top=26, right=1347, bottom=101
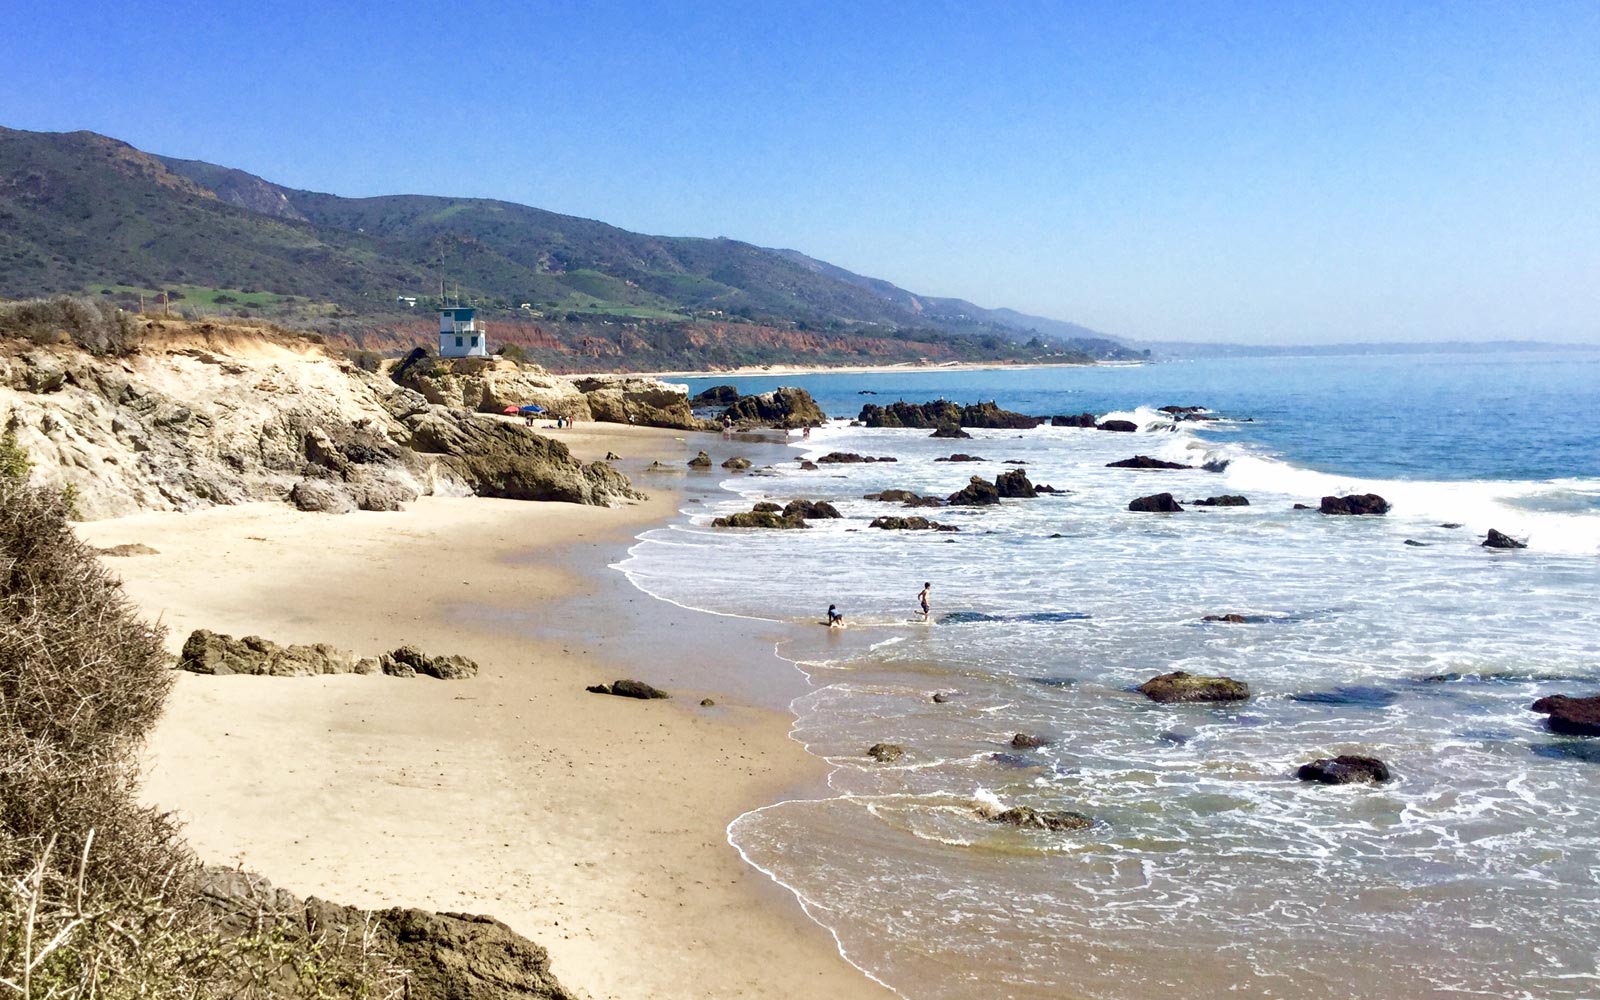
left=455, top=336, right=464, bottom=348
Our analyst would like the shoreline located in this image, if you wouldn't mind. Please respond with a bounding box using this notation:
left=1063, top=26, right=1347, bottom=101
left=79, top=423, right=894, bottom=1000
left=634, top=358, right=1115, bottom=380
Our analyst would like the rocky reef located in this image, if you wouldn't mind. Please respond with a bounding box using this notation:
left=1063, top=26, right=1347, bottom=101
left=857, top=399, right=1042, bottom=429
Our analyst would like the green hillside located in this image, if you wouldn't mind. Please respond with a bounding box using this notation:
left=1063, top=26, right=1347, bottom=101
left=0, top=125, right=1140, bottom=363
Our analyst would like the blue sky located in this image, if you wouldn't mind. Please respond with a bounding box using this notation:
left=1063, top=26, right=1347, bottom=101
left=4, top=1, right=1597, bottom=343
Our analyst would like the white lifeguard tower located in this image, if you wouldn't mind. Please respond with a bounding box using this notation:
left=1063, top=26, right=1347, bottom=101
left=439, top=306, right=489, bottom=358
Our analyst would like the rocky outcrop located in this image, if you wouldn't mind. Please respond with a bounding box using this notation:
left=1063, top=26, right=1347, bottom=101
left=1051, top=413, right=1097, bottom=427
left=688, top=450, right=713, bottom=468
left=817, top=452, right=896, bottom=464
left=1107, top=456, right=1190, bottom=470
left=1192, top=495, right=1249, bottom=506
left=0, top=326, right=644, bottom=518
left=867, top=743, right=904, bottom=762
left=1296, top=756, right=1391, bottom=785
left=179, top=629, right=358, bottom=676
left=1128, top=493, right=1183, bottom=513
left=718, top=386, right=825, bottom=428
left=395, top=354, right=591, bottom=420
left=721, top=456, right=751, bottom=470
left=690, top=385, right=741, bottom=407
left=587, top=678, right=669, bottom=699
left=973, top=799, right=1091, bottom=831
left=572, top=374, right=703, bottom=429
left=930, top=424, right=971, bottom=439
left=1531, top=694, right=1600, bottom=736
left=382, top=645, right=479, bottom=680
left=858, top=400, right=1042, bottom=429
left=934, top=453, right=986, bottom=463
left=995, top=469, right=1036, bottom=498
left=197, top=867, right=579, bottom=1000
left=1483, top=528, right=1527, bottom=549
left=712, top=510, right=809, bottom=529
left=1203, top=614, right=1248, bottom=623
left=1137, top=670, right=1250, bottom=703
left=1320, top=494, right=1390, bottom=515
left=1010, top=733, right=1050, bottom=749
left=947, top=476, right=1001, bottom=506
left=1097, top=419, right=1138, bottom=432
left=401, top=404, right=642, bottom=505
left=869, top=516, right=957, bottom=531
left=864, top=488, right=942, bottom=506
left=783, top=499, right=841, bottom=519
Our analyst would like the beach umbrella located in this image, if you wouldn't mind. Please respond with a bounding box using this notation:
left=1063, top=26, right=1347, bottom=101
left=519, top=404, right=546, bottom=414
left=501, top=405, right=519, bottom=415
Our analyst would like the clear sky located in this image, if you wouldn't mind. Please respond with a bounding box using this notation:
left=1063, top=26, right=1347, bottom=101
left=4, top=1, right=1597, bottom=343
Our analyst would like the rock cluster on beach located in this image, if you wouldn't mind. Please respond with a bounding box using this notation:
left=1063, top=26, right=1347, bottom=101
left=692, top=385, right=826, bottom=429
left=178, top=629, right=478, bottom=679
left=857, top=399, right=1042, bottom=429
left=712, top=498, right=841, bottom=529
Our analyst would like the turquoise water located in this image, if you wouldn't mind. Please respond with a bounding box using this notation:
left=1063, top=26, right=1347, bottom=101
left=626, top=354, right=1600, bottom=999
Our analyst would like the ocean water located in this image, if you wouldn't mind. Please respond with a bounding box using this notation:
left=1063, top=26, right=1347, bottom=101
left=619, top=353, right=1600, bottom=1000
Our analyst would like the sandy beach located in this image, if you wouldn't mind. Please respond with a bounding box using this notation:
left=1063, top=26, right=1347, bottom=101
left=78, top=423, right=894, bottom=1000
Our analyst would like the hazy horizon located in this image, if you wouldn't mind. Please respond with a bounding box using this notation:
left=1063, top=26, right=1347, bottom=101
left=3, top=1, right=1597, bottom=345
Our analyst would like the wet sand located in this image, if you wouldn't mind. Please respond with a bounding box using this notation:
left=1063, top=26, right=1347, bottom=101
left=79, top=423, right=894, bottom=1000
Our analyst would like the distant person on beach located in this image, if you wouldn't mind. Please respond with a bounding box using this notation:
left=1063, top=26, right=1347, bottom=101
left=827, top=604, right=844, bottom=628
left=803, top=425, right=812, bottom=440
left=722, top=414, right=733, bottom=439
left=917, top=582, right=931, bottom=621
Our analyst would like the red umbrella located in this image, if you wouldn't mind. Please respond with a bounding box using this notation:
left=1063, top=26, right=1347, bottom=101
left=501, top=405, right=519, bottom=415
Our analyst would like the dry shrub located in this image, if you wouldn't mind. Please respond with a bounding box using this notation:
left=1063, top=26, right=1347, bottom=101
left=0, top=298, right=143, bottom=356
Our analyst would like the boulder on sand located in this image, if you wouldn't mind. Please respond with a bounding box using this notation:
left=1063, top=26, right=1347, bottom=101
left=1138, top=670, right=1250, bottom=703
left=587, top=679, right=669, bottom=699
left=1320, top=494, right=1390, bottom=515
left=1531, top=694, right=1600, bottom=736
left=1296, top=755, right=1391, bottom=785
left=1128, top=493, right=1183, bottom=513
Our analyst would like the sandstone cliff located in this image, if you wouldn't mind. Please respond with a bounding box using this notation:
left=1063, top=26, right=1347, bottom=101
left=0, top=319, right=642, bottom=519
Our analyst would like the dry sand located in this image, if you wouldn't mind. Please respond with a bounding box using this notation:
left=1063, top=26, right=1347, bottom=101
left=79, top=423, right=894, bottom=1000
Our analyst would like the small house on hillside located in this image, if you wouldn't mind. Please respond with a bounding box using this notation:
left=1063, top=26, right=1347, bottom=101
left=439, top=306, right=488, bottom=358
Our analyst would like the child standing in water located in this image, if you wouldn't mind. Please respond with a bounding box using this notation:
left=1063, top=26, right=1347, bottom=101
left=917, top=582, right=932, bottom=621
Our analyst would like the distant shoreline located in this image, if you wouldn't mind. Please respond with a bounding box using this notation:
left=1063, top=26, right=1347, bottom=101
left=635, top=358, right=1123, bottom=381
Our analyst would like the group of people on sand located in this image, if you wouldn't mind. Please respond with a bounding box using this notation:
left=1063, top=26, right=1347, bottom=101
left=826, top=582, right=931, bottom=628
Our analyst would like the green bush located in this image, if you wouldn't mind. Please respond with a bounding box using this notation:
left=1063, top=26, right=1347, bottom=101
left=0, top=297, right=144, bottom=356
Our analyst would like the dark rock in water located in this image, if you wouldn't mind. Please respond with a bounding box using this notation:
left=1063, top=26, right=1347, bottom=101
left=935, top=453, right=986, bottom=463
left=1004, top=460, right=1028, bottom=465
left=859, top=399, right=1043, bottom=429
left=1128, top=493, right=1183, bottom=513
left=1291, top=686, right=1400, bottom=708
left=858, top=390, right=877, bottom=395
left=995, top=469, right=1037, bottom=498
left=870, top=515, right=957, bottom=531
left=1293, top=503, right=1312, bottom=510
left=864, top=489, right=944, bottom=507
left=1011, top=733, right=1051, bottom=749
left=1192, top=495, right=1249, bottom=507
left=1138, top=670, right=1249, bottom=703
left=752, top=501, right=782, bottom=513
left=1203, top=614, right=1248, bottom=623
left=1483, top=528, right=1527, bottom=549
left=932, top=691, right=953, bottom=703
left=1532, top=741, right=1600, bottom=764
left=1097, top=419, right=1138, bottom=432
left=988, top=752, right=1038, bottom=769
left=604, top=451, right=621, bottom=461
left=720, top=386, right=827, bottom=429
left=1297, top=755, right=1391, bottom=785
left=1158, top=730, right=1193, bottom=745
left=712, top=510, right=809, bottom=529
left=818, top=452, right=867, bottom=464
left=1320, top=493, right=1390, bottom=515
left=1107, top=455, right=1190, bottom=470
left=1439, top=522, right=1463, bottom=529
left=1202, top=459, right=1231, bottom=473
left=606, top=679, right=669, bottom=700
left=947, top=476, right=1001, bottom=506
left=1531, top=694, right=1600, bottom=736
left=868, top=742, right=905, bottom=762
left=721, top=456, right=751, bottom=470
left=799, top=460, right=818, bottom=470
left=783, top=499, right=841, bottom=519
left=687, top=450, right=713, bottom=468
left=1052, top=413, right=1098, bottom=427
left=989, top=806, right=1093, bottom=831
left=1034, top=484, right=1065, bottom=494
left=691, top=384, right=741, bottom=406
left=930, top=424, right=972, bottom=439
left=1030, top=676, right=1076, bottom=688
left=1404, top=539, right=1429, bottom=547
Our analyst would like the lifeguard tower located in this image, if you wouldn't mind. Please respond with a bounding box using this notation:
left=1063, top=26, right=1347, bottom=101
left=439, top=306, right=489, bottom=358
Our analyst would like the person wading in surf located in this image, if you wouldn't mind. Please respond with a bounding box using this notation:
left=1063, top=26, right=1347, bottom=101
left=917, top=582, right=932, bottom=621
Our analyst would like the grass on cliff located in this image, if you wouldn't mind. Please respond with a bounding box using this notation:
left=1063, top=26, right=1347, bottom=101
left=0, top=466, right=403, bottom=998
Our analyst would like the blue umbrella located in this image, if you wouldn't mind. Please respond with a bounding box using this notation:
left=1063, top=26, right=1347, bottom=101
left=519, top=404, right=546, bottom=414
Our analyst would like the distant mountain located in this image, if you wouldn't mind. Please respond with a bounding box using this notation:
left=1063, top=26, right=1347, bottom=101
left=0, top=125, right=1138, bottom=364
